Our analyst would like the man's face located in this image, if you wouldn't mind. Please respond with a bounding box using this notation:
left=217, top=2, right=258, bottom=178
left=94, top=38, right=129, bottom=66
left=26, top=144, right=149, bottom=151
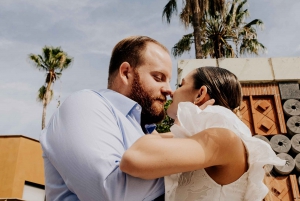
left=129, top=43, right=172, bottom=125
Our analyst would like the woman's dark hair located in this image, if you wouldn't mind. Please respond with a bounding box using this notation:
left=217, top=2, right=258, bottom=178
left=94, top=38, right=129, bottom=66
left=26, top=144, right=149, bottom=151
left=193, top=66, right=242, bottom=111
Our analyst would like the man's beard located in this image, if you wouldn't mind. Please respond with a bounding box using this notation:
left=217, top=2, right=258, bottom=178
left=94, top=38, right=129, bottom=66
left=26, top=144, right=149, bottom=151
left=128, top=71, right=166, bottom=128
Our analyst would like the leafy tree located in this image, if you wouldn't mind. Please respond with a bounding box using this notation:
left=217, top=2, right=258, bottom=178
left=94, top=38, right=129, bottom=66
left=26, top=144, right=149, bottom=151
left=171, top=0, right=266, bottom=59
left=162, top=0, right=226, bottom=59
left=29, top=46, right=73, bottom=129
left=156, top=100, right=175, bottom=133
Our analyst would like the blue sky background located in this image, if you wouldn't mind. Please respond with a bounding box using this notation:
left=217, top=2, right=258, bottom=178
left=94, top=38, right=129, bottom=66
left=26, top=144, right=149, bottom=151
left=1, top=0, right=300, bottom=140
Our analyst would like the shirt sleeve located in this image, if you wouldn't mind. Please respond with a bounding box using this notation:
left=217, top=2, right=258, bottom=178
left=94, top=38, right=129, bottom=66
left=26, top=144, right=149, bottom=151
left=40, top=90, right=164, bottom=201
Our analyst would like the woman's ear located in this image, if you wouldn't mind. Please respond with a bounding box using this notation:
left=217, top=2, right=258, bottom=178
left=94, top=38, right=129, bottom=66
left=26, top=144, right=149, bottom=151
left=119, top=62, right=133, bottom=85
left=194, top=86, right=211, bottom=106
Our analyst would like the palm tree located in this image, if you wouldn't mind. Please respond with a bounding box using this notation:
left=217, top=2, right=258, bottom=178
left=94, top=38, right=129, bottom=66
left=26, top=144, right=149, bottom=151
left=162, top=0, right=226, bottom=59
left=171, top=0, right=266, bottom=59
left=29, top=46, right=73, bottom=129
left=227, top=0, right=266, bottom=58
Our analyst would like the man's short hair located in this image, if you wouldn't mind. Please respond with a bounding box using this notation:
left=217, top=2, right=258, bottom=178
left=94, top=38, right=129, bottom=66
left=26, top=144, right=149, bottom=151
left=108, top=36, right=169, bottom=87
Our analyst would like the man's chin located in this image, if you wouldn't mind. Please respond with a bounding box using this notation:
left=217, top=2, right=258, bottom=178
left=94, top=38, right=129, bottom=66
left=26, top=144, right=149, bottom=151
left=155, top=112, right=166, bottom=124
left=154, top=101, right=165, bottom=111
left=142, top=111, right=165, bottom=124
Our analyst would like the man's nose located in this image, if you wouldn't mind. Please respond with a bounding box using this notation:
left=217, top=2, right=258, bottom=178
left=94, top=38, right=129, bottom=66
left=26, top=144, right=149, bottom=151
left=161, top=83, right=173, bottom=97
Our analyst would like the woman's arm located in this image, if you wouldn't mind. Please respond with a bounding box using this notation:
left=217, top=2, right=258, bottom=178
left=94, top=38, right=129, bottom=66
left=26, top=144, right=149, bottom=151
left=120, top=127, right=244, bottom=179
left=151, top=129, right=173, bottom=138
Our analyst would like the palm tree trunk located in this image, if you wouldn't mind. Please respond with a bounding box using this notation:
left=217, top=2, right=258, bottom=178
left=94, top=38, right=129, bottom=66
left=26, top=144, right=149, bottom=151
left=235, top=40, right=239, bottom=58
left=42, top=96, right=47, bottom=130
left=41, top=72, right=53, bottom=129
left=214, top=36, right=220, bottom=59
left=191, top=2, right=203, bottom=59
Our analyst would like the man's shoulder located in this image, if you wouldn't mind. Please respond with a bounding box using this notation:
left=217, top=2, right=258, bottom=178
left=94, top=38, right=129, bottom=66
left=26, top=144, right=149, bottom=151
left=63, top=89, right=138, bottom=118
left=65, top=89, right=110, bottom=102
left=60, top=89, right=113, bottom=112
left=65, top=89, right=97, bottom=99
left=70, top=89, right=125, bottom=103
left=70, top=89, right=100, bottom=97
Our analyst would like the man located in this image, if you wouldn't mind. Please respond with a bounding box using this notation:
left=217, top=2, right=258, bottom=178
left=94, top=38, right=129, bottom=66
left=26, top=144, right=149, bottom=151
left=40, top=36, right=173, bottom=200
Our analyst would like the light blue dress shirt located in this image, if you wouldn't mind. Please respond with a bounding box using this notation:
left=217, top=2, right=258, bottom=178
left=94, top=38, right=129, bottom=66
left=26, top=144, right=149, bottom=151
left=40, top=89, right=164, bottom=201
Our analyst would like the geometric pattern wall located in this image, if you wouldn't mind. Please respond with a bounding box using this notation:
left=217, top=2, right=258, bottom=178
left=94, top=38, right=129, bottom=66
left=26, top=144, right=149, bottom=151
left=241, top=83, right=300, bottom=201
left=264, top=175, right=300, bottom=201
left=241, top=83, right=287, bottom=136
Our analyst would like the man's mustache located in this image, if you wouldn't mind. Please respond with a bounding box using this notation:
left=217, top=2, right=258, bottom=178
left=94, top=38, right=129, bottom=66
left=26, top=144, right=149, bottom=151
left=155, top=97, right=167, bottom=103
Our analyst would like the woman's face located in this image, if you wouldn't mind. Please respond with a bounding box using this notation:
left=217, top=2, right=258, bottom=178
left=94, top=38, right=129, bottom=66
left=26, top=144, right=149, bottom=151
left=167, top=70, right=199, bottom=119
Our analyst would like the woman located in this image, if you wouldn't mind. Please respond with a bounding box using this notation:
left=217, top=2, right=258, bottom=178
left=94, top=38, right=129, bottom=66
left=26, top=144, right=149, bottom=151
left=120, top=67, right=285, bottom=201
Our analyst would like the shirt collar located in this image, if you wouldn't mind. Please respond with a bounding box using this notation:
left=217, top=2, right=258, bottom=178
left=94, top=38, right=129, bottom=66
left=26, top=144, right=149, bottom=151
left=96, top=89, right=157, bottom=134
left=145, top=124, right=156, bottom=134
left=97, top=89, right=139, bottom=117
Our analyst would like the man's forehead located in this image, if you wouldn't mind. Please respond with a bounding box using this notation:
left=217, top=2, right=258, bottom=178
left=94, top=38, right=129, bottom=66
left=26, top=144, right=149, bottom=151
left=138, top=42, right=172, bottom=77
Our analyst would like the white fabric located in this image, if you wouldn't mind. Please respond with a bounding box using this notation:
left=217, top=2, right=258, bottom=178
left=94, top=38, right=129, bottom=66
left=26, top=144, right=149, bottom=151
left=165, top=102, right=285, bottom=201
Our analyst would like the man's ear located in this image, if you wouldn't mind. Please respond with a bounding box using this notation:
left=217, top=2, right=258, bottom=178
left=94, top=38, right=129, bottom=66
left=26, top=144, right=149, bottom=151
left=194, top=86, right=210, bottom=106
left=119, top=62, right=133, bottom=85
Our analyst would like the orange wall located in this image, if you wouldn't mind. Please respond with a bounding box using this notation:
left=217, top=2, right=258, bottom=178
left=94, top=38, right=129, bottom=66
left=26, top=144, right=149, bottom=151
left=0, top=136, right=44, bottom=198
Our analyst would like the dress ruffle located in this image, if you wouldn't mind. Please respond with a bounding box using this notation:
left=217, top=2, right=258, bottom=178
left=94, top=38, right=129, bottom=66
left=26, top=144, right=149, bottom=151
left=170, top=102, right=286, bottom=201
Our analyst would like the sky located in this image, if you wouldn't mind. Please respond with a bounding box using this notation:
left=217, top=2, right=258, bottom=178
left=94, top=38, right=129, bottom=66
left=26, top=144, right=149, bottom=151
left=1, top=0, right=300, bottom=140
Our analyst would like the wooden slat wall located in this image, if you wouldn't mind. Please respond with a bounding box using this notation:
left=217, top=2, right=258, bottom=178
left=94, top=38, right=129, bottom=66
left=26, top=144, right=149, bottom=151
left=242, top=83, right=278, bottom=96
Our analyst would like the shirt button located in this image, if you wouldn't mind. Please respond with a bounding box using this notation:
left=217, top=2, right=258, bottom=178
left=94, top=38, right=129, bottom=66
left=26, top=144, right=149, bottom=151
left=136, top=106, right=141, bottom=111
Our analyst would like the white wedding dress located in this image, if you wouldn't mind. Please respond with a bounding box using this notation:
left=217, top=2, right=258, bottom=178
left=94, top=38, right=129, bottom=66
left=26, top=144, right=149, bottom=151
left=165, top=102, right=285, bottom=201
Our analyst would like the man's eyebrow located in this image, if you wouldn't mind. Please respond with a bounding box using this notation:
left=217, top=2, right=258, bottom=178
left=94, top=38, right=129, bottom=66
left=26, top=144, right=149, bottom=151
left=151, top=71, right=163, bottom=75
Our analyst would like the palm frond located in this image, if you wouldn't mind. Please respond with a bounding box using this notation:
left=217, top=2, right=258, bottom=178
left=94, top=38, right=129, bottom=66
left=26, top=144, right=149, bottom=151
left=235, top=9, right=249, bottom=26
left=55, top=72, right=62, bottom=79
left=37, top=85, right=46, bottom=102
left=162, top=0, right=178, bottom=23
left=202, top=41, right=214, bottom=57
left=244, top=19, right=264, bottom=30
left=172, top=33, right=194, bottom=57
left=225, top=3, right=235, bottom=26
left=240, top=38, right=267, bottom=56
left=236, top=0, right=248, bottom=15
left=29, top=54, right=41, bottom=66
left=64, top=58, right=73, bottom=67
left=29, top=54, right=47, bottom=70
left=42, top=47, right=51, bottom=65
left=51, top=47, right=62, bottom=55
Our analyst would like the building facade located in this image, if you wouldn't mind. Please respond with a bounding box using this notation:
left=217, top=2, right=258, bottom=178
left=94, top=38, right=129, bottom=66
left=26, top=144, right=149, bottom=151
left=0, top=135, right=45, bottom=201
